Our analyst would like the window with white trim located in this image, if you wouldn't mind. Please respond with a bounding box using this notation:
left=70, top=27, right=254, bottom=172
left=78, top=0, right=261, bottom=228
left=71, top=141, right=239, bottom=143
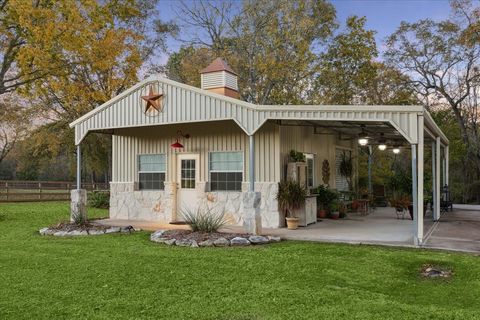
left=305, top=153, right=314, bottom=188
left=138, top=154, right=166, bottom=190
left=209, top=151, right=243, bottom=191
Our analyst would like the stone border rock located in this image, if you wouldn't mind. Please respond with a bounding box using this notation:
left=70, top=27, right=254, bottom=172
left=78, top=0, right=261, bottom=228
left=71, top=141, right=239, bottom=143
left=150, top=230, right=281, bottom=248
left=39, top=225, right=137, bottom=237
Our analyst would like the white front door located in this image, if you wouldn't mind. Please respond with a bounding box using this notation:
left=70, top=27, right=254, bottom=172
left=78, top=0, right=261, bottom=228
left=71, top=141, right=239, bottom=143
left=176, top=154, right=199, bottom=220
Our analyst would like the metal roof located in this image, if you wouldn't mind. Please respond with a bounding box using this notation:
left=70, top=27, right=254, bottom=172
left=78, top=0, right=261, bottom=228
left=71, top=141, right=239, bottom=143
left=69, top=76, right=448, bottom=146
left=200, top=58, right=237, bottom=76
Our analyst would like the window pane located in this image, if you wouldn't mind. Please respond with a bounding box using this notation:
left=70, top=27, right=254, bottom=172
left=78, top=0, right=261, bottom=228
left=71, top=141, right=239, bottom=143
left=209, top=152, right=243, bottom=171
left=139, top=172, right=165, bottom=190
left=139, top=154, right=166, bottom=172
left=209, top=152, right=243, bottom=191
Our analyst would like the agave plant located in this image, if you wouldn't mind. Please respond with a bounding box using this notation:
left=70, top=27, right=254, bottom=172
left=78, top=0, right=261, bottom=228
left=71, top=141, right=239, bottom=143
left=181, top=206, right=228, bottom=233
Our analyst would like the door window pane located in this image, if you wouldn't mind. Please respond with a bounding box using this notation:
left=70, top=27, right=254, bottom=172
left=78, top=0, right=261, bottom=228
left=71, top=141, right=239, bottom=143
left=181, top=159, right=196, bottom=189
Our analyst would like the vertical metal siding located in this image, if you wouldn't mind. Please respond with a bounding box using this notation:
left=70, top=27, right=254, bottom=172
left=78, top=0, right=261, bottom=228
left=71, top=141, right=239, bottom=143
left=112, top=120, right=280, bottom=184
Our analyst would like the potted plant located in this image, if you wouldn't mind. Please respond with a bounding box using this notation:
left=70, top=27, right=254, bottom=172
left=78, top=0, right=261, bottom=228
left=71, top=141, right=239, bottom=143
left=329, top=202, right=340, bottom=220
left=316, top=185, right=338, bottom=219
left=277, top=180, right=307, bottom=230
left=289, top=149, right=306, bottom=162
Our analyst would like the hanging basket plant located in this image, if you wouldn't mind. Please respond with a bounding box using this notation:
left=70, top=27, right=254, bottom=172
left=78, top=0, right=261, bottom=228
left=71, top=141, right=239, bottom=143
left=339, top=151, right=353, bottom=191
left=322, top=159, right=330, bottom=185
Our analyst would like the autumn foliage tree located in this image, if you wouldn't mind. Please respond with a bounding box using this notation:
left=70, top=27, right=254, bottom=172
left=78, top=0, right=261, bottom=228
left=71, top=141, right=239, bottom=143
left=4, top=0, right=176, bottom=180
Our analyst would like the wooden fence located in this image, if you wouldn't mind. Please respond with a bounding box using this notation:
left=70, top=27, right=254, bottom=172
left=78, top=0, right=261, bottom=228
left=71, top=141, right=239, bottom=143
left=0, top=180, right=109, bottom=202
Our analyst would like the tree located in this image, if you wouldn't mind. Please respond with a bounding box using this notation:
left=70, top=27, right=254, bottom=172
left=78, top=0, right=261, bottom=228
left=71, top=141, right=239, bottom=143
left=385, top=0, right=480, bottom=180
left=0, top=93, right=28, bottom=165
left=173, top=0, right=337, bottom=104
left=17, top=0, right=176, bottom=181
left=314, top=16, right=378, bottom=104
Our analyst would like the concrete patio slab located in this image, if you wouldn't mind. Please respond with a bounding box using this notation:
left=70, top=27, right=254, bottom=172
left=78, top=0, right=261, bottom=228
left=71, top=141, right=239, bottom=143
left=95, top=207, right=416, bottom=246
left=423, top=209, right=480, bottom=253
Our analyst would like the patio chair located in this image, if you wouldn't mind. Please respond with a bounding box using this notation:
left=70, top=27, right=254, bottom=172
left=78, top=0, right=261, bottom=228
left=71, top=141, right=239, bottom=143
left=441, top=185, right=453, bottom=212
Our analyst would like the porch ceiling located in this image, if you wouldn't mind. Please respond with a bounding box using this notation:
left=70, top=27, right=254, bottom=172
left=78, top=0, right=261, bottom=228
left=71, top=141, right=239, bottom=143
left=276, top=119, right=411, bottom=146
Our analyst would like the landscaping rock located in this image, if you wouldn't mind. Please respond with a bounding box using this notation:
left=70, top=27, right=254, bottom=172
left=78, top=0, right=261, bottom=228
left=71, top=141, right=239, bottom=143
left=198, top=239, right=215, bottom=247
left=176, top=239, right=193, bottom=247
left=152, top=237, right=169, bottom=244
left=53, top=231, right=68, bottom=237
left=39, top=227, right=50, bottom=235
left=230, top=237, right=250, bottom=246
left=120, top=226, right=134, bottom=233
left=190, top=240, right=199, bottom=248
left=105, top=227, right=121, bottom=234
left=213, top=237, right=230, bottom=247
left=267, top=236, right=281, bottom=242
left=150, top=230, right=166, bottom=241
left=248, top=235, right=269, bottom=244
left=164, top=239, right=176, bottom=246
left=67, top=230, right=88, bottom=236
left=87, top=229, right=105, bottom=235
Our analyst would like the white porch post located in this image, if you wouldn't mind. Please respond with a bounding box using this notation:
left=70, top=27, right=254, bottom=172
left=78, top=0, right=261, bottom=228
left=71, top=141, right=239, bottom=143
left=435, top=137, right=441, bottom=220
left=249, top=134, right=255, bottom=192
left=431, top=141, right=436, bottom=220
left=71, top=143, right=87, bottom=223
left=76, top=144, right=81, bottom=189
left=416, top=115, right=424, bottom=245
left=243, top=134, right=261, bottom=234
left=411, top=144, right=418, bottom=244
left=445, top=145, right=449, bottom=186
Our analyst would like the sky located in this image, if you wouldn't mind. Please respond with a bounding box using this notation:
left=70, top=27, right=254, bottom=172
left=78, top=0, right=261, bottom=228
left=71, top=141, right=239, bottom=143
left=156, top=0, right=458, bottom=63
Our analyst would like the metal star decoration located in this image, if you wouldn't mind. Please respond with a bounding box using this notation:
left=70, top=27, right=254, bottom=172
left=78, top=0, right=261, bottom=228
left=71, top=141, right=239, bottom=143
left=141, top=86, right=163, bottom=113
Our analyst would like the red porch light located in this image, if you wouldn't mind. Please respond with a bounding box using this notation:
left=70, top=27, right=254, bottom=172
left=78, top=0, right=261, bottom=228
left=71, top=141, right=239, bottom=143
left=171, top=138, right=184, bottom=149
left=171, top=130, right=190, bottom=150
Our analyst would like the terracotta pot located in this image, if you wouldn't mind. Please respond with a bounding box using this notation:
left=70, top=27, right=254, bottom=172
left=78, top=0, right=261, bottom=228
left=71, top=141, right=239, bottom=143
left=286, top=217, right=300, bottom=230
left=317, top=209, right=327, bottom=219
left=330, top=212, right=340, bottom=220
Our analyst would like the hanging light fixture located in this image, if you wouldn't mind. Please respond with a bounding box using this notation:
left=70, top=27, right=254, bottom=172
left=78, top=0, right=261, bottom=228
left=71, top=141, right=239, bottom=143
left=392, top=147, right=401, bottom=154
left=170, top=130, right=190, bottom=150
left=378, top=133, right=387, bottom=151
left=358, top=125, right=369, bottom=146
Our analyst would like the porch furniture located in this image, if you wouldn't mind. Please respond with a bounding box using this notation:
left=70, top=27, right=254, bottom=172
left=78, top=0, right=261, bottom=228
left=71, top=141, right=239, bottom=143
left=356, top=199, right=369, bottom=216
left=441, top=185, right=453, bottom=212
left=297, top=195, right=317, bottom=227
left=338, top=191, right=355, bottom=212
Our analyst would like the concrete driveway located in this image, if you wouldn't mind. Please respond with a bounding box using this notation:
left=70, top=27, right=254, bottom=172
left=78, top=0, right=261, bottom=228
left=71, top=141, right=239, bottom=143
left=423, top=207, right=480, bottom=253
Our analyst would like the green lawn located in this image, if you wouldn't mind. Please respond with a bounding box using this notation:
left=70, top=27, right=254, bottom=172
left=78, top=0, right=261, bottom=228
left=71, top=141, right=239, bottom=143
left=0, top=202, right=479, bottom=319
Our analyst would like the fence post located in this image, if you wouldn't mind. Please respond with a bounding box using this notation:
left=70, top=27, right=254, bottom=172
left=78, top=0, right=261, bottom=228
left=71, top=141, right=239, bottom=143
left=39, top=182, right=42, bottom=200
left=5, top=182, right=8, bottom=201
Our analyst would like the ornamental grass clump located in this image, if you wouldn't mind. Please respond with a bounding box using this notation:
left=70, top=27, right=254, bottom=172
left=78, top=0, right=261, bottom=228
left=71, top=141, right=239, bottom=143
left=181, top=206, right=228, bottom=233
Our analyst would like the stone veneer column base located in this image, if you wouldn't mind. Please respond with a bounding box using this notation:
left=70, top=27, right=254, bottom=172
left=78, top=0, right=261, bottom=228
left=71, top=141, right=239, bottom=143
left=242, top=191, right=262, bottom=234
left=71, top=189, right=87, bottom=223
left=109, top=182, right=176, bottom=223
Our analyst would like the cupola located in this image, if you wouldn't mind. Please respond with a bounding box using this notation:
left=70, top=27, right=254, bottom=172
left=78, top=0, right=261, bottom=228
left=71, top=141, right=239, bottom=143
left=200, top=58, right=238, bottom=99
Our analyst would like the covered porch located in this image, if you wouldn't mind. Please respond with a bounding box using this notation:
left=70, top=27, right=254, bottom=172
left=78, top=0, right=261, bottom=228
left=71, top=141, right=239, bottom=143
left=69, top=76, right=450, bottom=246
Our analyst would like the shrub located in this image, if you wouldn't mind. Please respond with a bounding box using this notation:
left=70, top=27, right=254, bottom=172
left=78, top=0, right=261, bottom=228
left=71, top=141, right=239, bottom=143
left=88, top=191, right=110, bottom=209
left=181, top=206, right=228, bottom=233
left=277, top=180, right=307, bottom=218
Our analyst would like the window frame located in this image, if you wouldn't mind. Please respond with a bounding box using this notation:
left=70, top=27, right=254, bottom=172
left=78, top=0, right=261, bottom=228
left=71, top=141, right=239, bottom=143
left=208, top=151, right=244, bottom=192
left=137, top=153, right=167, bottom=190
